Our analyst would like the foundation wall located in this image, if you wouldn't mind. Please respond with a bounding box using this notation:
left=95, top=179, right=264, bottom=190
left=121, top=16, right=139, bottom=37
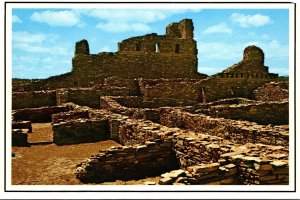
left=12, top=90, right=56, bottom=109
left=75, top=139, right=177, bottom=181
left=160, top=107, right=288, bottom=146
left=12, top=106, right=70, bottom=123
left=52, top=118, right=110, bottom=145
left=209, top=101, right=288, bottom=125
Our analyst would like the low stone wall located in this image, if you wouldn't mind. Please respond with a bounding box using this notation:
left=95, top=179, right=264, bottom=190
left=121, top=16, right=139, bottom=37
left=12, top=129, right=29, bottom=146
left=172, top=132, right=288, bottom=185
left=160, top=107, right=288, bottom=146
left=52, top=110, right=89, bottom=124
left=12, top=90, right=56, bottom=109
left=100, top=96, right=160, bottom=123
left=75, top=139, right=177, bottom=182
left=56, top=87, right=133, bottom=108
left=52, top=118, right=110, bottom=145
left=12, top=106, right=70, bottom=123
left=12, top=121, right=32, bottom=133
left=208, top=101, right=288, bottom=125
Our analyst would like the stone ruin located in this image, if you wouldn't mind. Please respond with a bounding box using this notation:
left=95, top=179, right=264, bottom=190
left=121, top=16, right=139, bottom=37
left=11, top=18, right=289, bottom=185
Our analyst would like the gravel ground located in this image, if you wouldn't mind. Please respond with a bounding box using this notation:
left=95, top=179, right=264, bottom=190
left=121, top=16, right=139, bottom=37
left=11, top=123, right=160, bottom=185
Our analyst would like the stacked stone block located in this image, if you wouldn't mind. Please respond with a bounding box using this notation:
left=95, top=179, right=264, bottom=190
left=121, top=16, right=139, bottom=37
left=12, top=105, right=70, bottom=123
left=52, top=118, right=110, bottom=145
left=75, top=139, right=177, bottom=181
left=208, top=100, right=289, bottom=125
left=12, top=129, right=29, bottom=146
left=160, top=107, right=288, bottom=146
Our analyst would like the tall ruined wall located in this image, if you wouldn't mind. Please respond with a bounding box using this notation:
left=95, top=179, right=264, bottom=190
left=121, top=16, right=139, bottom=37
left=143, top=82, right=200, bottom=103
left=71, top=18, right=199, bottom=86
left=72, top=52, right=198, bottom=86
left=218, top=45, right=278, bottom=79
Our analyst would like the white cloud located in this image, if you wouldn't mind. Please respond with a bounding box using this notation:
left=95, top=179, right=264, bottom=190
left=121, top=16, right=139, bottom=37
left=31, top=10, right=80, bottom=27
left=12, top=31, right=69, bottom=55
left=13, top=31, right=47, bottom=44
left=96, top=22, right=151, bottom=33
left=230, top=13, right=272, bottom=27
left=89, top=9, right=200, bottom=33
left=12, top=15, right=22, bottom=23
left=202, top=23, right=232, bottom=34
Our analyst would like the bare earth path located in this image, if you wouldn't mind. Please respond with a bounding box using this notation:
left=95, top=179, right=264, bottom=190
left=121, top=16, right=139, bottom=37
left=12, top=123, right=160, bottom=185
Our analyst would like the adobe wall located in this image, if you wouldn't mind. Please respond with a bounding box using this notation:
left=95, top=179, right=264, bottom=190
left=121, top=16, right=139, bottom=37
left=209, top=101, right=289, bottom=125
left=12, top=90, right=56, bottom=109
left=160, top=107, right=288, bottom=146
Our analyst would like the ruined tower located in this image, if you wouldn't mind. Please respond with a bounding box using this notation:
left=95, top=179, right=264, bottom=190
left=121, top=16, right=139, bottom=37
left=74, top=39, right=90, bottom=55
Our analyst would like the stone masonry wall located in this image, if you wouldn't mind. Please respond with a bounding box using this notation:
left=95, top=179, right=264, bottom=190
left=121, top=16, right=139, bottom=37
left=160, top=107, right=288, bottom=146
left=100, top=96, right=160, bottom=123
left=56, top=87, right=132, bottom=108
left=197, top=77, right=276, bottom=102
left=52, top=118, right=110, bottom=145
left=75, top=139, right=177, bottom=182
left=12, top=105, right=70, bottom=123
left=74, top=105, right=288, bottom=184
left=12, top=90, right=56, bottom=109
left=208, top=101, right=289, bottom=125
left=172, top=132, right=288, bottom=185
left=143, top=82, right=200, bottom=103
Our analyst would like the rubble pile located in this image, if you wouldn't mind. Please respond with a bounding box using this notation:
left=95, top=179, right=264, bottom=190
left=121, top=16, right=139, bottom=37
left=253, top=81, right=289, bottom=102
left=158, top=163, right=237, bottom=185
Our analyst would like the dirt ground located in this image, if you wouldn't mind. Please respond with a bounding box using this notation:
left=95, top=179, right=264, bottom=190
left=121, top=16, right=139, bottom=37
left=12, top=123, right=160, bottom=185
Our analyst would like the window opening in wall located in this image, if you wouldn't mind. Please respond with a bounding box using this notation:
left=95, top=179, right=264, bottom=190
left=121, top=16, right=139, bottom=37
left=241, top=73, right=244, bottom=78
left=175, top=44, right=180, bottom=53
left=256, top=74, right=258, bottom=78
left=136, top=42, right=141, bottom=51
left=235, top=73, right=238, bottom=78
left=155, top=43, right=160, bottom=53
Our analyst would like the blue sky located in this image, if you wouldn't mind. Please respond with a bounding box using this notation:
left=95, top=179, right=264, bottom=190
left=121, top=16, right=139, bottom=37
left=12, top=8, right=289, bottom=78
